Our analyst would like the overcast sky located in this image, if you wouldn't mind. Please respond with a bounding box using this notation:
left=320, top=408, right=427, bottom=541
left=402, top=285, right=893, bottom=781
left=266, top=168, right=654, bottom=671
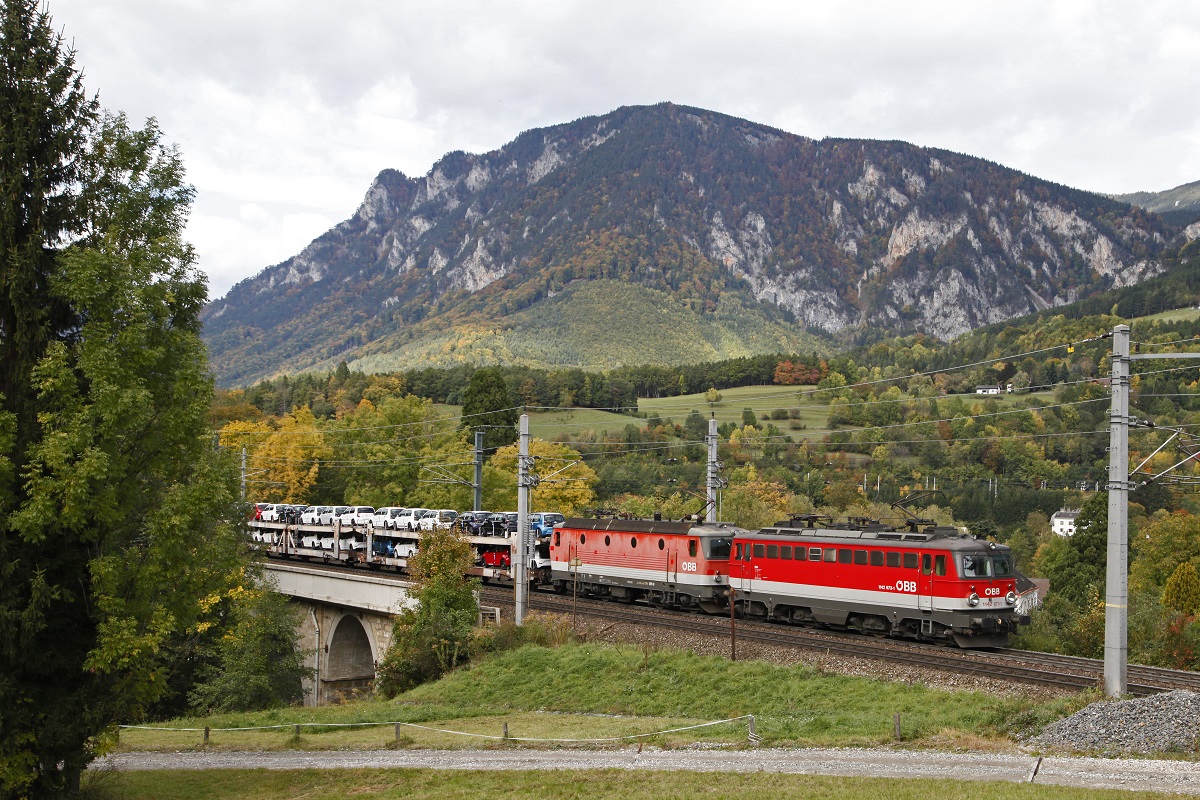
left=49, top=1, right=1200, bottom=299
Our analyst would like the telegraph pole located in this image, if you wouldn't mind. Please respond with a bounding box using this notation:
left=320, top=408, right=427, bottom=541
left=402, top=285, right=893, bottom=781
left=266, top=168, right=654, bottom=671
left=1105, top=325, right=1130, bottom=697
left=514, top=415, right=532, bottom=624
left=706, top=417, right=720, bottom=523
left=473, top=429, right=485, bottom=512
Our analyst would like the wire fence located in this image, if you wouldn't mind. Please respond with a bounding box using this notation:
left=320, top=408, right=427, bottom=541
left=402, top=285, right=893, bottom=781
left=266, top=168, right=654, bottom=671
left=118, top=714, right=759, bottom=745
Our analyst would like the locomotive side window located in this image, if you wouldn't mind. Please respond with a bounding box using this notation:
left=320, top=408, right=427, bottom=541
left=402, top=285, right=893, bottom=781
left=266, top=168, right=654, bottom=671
left=869, top=551, right=884, bottom=566
left=753, top=544, right=765, bottom=558
left=742, top=544, right=751, bottom=562
left=734, top=543, right=742, bottom=559
left=934, top=555, right=947, bottom=576
left=689, top=539, right=697, bottom=557
left=921, top=554, right=932, bottom=575
left=903, top=552, right=918, bottom=569
left=780, top=546, right=792, bottom=560
left=886, top=552, right=900, bottom=567
left=630, top=537, right=637, bottom=548
left=823, top=548, right=836, bottom=563
left=605, top=535, right=611, bottom=546
left=837, top=548, right=852, bottom=564
left=658, top=538, right=665, bottom=550
left=811, top=547, right=823, bottom=561
left=766, top=545, right=778, bottom=558
left=580, top=533, right=587, bottom=545
left=555, top=532, right=560, bottom=546
left=853, top=550, right=868, bottom=565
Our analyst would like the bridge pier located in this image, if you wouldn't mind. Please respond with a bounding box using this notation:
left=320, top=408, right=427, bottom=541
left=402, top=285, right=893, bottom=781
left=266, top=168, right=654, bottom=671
left=265, top=562, right=415, bottom=706
left=295, top=602, right=397, bottom=705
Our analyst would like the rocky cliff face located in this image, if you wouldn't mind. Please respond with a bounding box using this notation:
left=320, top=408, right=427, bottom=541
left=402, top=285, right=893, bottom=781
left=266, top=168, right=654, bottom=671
left=203, top=103, right=1173, bottom=385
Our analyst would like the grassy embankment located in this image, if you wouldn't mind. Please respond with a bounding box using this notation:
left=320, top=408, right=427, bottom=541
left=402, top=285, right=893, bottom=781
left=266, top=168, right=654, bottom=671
left=102, top=643, right=1166, bottom=799
left=116, top=644, right=1084, bottom=752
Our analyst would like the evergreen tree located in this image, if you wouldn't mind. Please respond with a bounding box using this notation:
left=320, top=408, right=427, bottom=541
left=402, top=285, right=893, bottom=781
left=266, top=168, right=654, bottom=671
left=461, top=367, right=517, bottom=452
left=0, top=6, right=247, bottom=794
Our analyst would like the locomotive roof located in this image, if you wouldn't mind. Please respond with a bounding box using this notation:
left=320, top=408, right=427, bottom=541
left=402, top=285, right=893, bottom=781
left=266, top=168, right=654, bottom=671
left=561, top=518, right=740, bottom=536
left=747, top=524, right=1007, bottom=551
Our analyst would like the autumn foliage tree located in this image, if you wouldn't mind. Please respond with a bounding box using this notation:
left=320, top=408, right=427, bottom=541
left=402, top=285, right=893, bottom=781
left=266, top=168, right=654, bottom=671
left=376, top=528, right=478, bottom=695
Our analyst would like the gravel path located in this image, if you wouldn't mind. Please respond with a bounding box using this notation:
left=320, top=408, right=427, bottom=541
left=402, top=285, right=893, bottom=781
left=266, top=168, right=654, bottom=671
left=95, top=746, right=1200, bottom=794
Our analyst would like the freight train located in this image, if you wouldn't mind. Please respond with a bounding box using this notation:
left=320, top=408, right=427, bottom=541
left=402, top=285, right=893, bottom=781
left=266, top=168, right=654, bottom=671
left=249, top=511, right=1022, bottom=648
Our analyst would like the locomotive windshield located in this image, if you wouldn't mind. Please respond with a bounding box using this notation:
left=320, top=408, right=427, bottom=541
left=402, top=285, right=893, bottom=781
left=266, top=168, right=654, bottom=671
left=960, top=552, right=1015, bottom=578
left=705, top=537, right=732, bottom=559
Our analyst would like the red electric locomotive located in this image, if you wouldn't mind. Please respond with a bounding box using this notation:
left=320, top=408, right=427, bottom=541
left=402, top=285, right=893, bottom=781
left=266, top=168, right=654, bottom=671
left=729, top=516, right=1019, bottom=648
left=549, top=518, right=743, bottom=610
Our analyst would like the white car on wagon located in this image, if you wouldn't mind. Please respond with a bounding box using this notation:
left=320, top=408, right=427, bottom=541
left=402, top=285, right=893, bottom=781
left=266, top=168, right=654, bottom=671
left=418, top=509, right=458, bottom=531
left=371, top=507, right=409, bottom=529
left=393, top=508, right=429, bottom=531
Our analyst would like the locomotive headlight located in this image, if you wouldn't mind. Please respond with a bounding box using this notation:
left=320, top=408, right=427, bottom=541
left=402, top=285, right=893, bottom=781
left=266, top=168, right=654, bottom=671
left=1005, top=591, right=1017, bottom=606
left=967, top=592, right=980, bottom=607
left=713, top=572, right=724, bottom=584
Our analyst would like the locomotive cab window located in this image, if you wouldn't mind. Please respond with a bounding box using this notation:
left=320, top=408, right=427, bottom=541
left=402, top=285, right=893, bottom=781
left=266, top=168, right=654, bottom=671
left=554, top=532, right=560, bottom=546
left=706, top=537, right=732, bottom=559
left=734, top=543, right=742, bottom=560
left=960, top=553, right=991, bottom=577
left=688, top=539, right=697, bottom=558
left=742, top=543, right=751, bottom=561
left=992, top=553, right=1014, bottom=577
left=921, top=554, right=931, bottom=575
left=934, top=555, right=947, bottom=576
left=766, top=545, right=778, bottom=558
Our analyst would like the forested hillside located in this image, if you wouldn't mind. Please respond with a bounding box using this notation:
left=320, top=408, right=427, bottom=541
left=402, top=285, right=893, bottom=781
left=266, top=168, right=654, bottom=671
left=203, top=103, right=1178, bottom=387
left=217, top=290, right=1200, bottom=668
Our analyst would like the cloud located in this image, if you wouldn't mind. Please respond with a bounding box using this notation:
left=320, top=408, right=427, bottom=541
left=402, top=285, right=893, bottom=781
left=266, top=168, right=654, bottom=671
left=48, top=0, right=1200, bottom=296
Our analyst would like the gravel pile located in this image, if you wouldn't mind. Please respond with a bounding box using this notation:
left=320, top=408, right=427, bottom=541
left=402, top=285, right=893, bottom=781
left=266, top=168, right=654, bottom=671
left=1028, top=689, right=1200, bottom=755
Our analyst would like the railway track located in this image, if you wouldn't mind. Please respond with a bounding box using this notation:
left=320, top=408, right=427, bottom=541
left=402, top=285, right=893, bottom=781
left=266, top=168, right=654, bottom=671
left=480, top=585, right=1200, bottom=696
left=265, top=557, right=1200, bottom=696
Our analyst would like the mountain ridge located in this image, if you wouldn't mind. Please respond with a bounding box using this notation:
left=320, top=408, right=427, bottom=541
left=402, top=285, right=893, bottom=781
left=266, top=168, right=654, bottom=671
left=203, top=102, right=1179, bottom=387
